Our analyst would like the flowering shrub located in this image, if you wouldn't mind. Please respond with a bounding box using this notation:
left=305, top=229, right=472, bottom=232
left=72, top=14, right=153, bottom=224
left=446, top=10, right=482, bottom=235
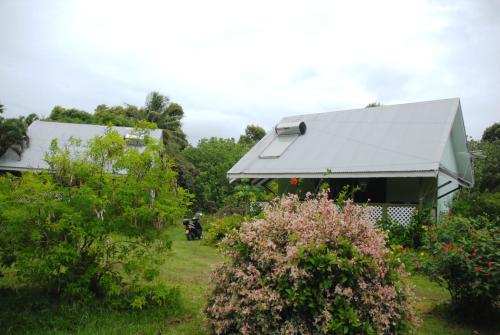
left=204, top=193, right=416, bottom=334
left=424, top=215, right=499, bottom=316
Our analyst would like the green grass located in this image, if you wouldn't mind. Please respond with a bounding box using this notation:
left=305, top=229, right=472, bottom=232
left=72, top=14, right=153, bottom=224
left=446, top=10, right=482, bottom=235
left=408, top=274, right=499, bottom=335
left=1, top=226, right=498, bottom=334
left=0, top=224, right=222, bottom=335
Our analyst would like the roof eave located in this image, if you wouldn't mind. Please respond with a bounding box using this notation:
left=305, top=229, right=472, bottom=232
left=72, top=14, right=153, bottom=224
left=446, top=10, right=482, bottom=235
left=228, top=170, right=438, bottom=181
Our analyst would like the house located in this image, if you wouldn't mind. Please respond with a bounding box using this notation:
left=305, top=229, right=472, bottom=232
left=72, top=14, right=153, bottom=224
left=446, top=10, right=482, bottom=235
left=0, top=120, right=163, bottom=172
left=228, top=98, right=474, bottom=224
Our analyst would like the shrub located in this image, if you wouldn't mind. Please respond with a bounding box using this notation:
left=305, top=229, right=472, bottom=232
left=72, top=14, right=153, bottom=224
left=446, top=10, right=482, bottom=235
left=205, top=193, right=416, bottom=334
left=451, top=190, right=500, bottom=222
left=204, top=214, right=245, bottom=245
left=0, top=128, right=190, bottom=307
left=424, top=215, right=499, bottom=317
left=376, top=207, right=433, bottom=249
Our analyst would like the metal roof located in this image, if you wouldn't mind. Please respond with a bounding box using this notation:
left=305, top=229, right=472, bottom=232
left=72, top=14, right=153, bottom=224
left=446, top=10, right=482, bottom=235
left=0, top=121, right=163, bottom=171
left=228, top=98, right=462, bottom=180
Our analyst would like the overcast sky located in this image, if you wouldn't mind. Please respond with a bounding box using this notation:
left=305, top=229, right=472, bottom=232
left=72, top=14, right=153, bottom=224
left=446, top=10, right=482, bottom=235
left=0, top=0, right=499, bottom=143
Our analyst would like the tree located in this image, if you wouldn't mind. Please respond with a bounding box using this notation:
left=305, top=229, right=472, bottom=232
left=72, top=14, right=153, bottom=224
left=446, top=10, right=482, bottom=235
left=93, top=104, right=136, bottom=127
left=482, top=122, right=500, bottom=143
left=183, top=137, right=249, bottom=211
left=0, top=127, right=191, bottom=304
left=366, top=102, right=381, bottom=108
left=48, top=106, right=94, bottom=124
left=144, top=92, right=188, bottom=151
left=238, top=124, right=266, bottom=145
left=0, top=114, right=32, bottom=158
left=470, top=139, right=500, bottom=193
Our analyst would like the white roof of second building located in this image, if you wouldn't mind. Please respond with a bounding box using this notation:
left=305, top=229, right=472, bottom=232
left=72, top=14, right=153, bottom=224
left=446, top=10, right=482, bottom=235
left=0, top=121, right=163, bottom=171
left=229, top=98, right=464, bottom=180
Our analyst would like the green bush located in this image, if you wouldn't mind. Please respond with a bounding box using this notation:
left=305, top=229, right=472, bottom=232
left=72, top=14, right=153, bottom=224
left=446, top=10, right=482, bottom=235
left=424, top=215, right=499, bottom=317
left=0, top=128, right=190, bottom=308
left=377, top=207, right=433, bottom=249
left=205, top=214, right=245, bottom=245
left=451, top=190, right=500, bottom=222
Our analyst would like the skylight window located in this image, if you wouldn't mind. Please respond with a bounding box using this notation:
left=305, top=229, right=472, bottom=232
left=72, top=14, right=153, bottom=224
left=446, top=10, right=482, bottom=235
left=259, top=121, right=307, bottom=158
left=259, top=135, right=298, bottom=158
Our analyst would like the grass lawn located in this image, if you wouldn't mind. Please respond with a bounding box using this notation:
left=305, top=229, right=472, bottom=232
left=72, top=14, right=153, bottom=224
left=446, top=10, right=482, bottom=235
left=0, top=224, right=221, bottom=335
left=408, top=275, right=498, bottom=335
left=1, top=224, right=498, bottom=334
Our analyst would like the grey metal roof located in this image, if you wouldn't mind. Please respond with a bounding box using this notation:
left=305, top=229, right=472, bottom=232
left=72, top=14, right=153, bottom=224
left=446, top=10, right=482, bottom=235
left=0, top=121, right=163, bottom=171
left=228, top=98, right=462, bottom=180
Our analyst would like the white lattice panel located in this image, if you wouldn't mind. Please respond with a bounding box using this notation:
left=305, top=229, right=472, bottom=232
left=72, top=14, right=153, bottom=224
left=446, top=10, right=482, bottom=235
left=387, top=206, right=416, bottom=225
left=368, top=205, right=383, bottom=225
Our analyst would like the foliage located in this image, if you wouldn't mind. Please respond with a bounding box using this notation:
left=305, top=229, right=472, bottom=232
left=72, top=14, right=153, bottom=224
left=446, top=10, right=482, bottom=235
left=204, top=214, right=245, bottom=245
left=205, top=193, right=416, bottom=334
left=424, top=214, right=499, bottom=317
left=451, top=190, right=500, bottom=222
left=376, top=207, right=433, bottom=249
left=469, top=138, right=500, bottom=192
left=48, top=105, right=95, bottom=124
left=376, top=217, right=407, bottom=246
left=144, top=92, right=188, bottom=151
left=94, top=104, right=138, bottom=127
left=183, top=137, right=249, bottom=211
left=224, top=179, right=274, bottom=216
left=481, top=122, right=500, bottom=143
left=0, top=128, right=191, bottom=307
left=0, top=103, right=38, bottom=158
left=46, top=92, right=195, bottom=191
left=365, top=102, right=381, bottom=108
left=238, top=124, right=266, bottom=145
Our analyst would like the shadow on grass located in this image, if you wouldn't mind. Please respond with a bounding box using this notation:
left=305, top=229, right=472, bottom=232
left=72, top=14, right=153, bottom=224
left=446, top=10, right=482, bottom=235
left=0, top=288, right=184, bottom=335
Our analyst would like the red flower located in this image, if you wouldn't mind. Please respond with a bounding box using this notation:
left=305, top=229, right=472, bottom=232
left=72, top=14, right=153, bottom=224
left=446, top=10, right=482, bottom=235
left=475, top=267, right=482, bottom=273
left=407, top=314, right=413, bottom=321
left=290, top=177, right=298, bottom=185
left=487, top=262, right=493, bottom=267
left=471, top=252, right=476, bottom=257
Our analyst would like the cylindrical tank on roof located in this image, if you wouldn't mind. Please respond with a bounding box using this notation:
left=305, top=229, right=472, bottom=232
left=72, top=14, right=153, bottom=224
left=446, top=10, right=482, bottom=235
left=274, top=121, right=306, bottom=136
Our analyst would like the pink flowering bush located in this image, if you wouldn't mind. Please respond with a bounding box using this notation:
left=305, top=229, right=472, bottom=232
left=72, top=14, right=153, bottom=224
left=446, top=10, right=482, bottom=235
left=204, top=193, right=416, bottom=334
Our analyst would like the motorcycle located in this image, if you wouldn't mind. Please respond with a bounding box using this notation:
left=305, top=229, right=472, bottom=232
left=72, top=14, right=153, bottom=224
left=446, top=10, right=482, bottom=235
left=183, top=213, right=203, bottom=240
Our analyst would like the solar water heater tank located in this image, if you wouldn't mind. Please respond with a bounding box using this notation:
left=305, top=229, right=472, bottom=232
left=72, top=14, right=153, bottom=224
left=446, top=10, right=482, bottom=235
left=274, top=121, right=307, bottom=136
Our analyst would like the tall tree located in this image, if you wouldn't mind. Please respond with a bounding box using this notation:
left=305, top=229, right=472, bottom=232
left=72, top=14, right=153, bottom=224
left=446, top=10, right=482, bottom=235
left=144, top=92, right=188, bottom=151
left=482, top=122, right=500, bottom=143
left=238, top=124, right=266, bottom=145
left=365, top=102, right=381, bottom=108
left=0, top=103, right=37, bottom=158
left=47, top=106, right=94, bottom=124
left=183, top=137, right=249, bottom=211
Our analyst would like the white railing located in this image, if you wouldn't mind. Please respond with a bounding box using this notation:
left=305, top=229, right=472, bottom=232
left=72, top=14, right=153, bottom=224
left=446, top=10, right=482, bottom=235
left=366, top=203, right=417, bottom=225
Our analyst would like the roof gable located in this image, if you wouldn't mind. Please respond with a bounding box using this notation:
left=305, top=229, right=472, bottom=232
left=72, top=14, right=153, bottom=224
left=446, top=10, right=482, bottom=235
left=229, top=98, right=465, bottom=180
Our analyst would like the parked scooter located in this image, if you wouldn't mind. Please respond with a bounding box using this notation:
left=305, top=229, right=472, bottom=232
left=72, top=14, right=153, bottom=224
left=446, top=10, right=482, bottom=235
left=183, top=213, right=203, bottom=240
left=192, top=212, right=203, bottom=239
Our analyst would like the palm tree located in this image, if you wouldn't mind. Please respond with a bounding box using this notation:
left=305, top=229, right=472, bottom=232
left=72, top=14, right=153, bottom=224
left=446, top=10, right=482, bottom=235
left=0, top=102, right=37, bottom=158
left=144, top=92, right=188, bottom=150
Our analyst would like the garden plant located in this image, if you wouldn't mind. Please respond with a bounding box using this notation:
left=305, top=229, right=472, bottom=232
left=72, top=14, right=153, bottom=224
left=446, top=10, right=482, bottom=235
left=205, top=192, right=416, bottom=334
